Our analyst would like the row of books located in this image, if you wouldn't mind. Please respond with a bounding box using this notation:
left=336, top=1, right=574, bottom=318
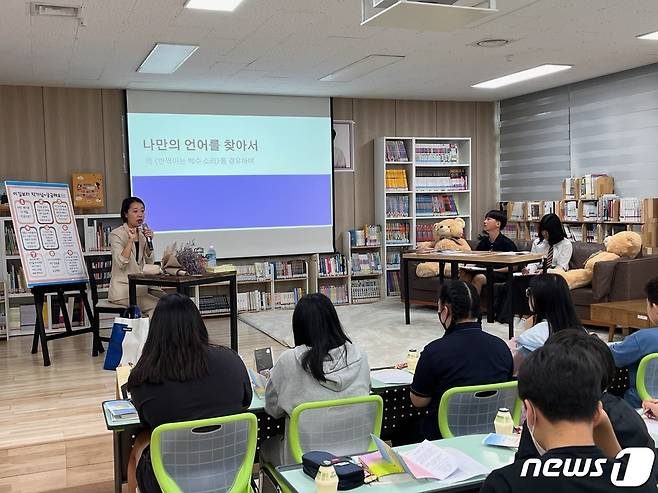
left=7, top=264, right=27, bottom=293
left=598, top=195, right=643, bottom=222
left=385, top=169, right=409, bottom=190
left=4, top=223, right=18, bottom=255
left=386, top=251, right=401, bottom=270
left=505, top=198, right=650, bottom=224
left=199, top=294, right=230, bottom=315
left=352, top=279, right=380, bottom=300
left=415, top=169, right=468, bottom=191
left=273, top=288, right=304, bottom=307
left=272, top=260, right=306, bottom=279
left=237, top=291, right=271, bottom=312
left=349, top=225, right=382, bottom=247
left=386, top=222, right=411, bottom=244
left=386, top=196, right=410, bottom=217
left=319, top=284, right=348, bottom=305
left=89, top=259, right=111, bottom=288
left=351, top=253, right=382, bottom=274
left=386, top=271, right=401, bottom=296
left=319, top=254, right=347, bottom=277
left=385, top=140, right=410, bottom=162
left=415, top=143, right=459, bottom=163
left=4, top=296, right=86, bottom=331
left=415, top=224, right=435, bottom=243
left=563, top=175, right=614, bottom=200
left=416, top=194, right=459, bottom=216
left=236, top=262, right=272, bottom=281
left=84, top=220, right=114, bottom=252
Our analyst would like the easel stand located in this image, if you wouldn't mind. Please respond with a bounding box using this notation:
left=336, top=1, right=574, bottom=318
left=31, top=282, right=102, bottom=366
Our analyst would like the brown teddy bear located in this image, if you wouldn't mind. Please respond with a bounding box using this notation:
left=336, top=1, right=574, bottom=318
left=416, top=217, right=471, bottom=278
left=555, top=231, right=642, bottom=289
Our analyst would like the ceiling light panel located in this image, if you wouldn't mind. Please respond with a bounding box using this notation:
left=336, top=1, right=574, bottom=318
left=472, top=64, right=573, bottom=89
left=137, top=43, right=199, bottom=74
left=320, top=55, right=405, bottom=82
left=637, top=30, right=658, bottom=40
left=184, top=0, right=244, bottom=11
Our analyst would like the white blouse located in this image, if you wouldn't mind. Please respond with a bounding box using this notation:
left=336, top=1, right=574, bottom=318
left=527, top=237, right=573, bottom=273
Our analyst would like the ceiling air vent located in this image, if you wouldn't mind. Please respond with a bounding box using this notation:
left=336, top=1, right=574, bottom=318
left=30, top=2, right=82, bottom=18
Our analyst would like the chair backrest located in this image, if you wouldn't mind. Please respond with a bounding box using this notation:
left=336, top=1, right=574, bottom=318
left=288, top=395, right=383, bottom=463
left=150, top=413, right=257, bottom=493
left=438, top=381, right=521, bottom=438
left=636, top=353, right=658, bottom=401
left=85, top=255, right=112, bottom=306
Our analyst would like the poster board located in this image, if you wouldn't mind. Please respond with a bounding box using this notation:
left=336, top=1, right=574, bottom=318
left=5, top=181, right=88, bottom=288
left=72, top=172, right=104, bottom=209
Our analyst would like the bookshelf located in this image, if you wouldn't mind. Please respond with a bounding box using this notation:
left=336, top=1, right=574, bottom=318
left=341, top=227, right=384, bottom=304
left=0, top=213, right=122, bottom=339
left=375, top=136, right=472, bottom=296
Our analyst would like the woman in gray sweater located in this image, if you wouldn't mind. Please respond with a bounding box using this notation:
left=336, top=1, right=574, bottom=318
left=261, top=293, right=371, bottom=465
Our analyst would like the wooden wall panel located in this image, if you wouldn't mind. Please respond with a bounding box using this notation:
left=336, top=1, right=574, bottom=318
left=332, top=98, right=355, bottom=246
left=395, top=100, right=436, bottom=137
left=436, top=101, right=477, bottom=137
left=101, top=89, right=129, bottom=214
left=475, top=101, right=498, bottom=225
left=0, top=86, right=47, bottom=181
left=43, top=88, right=105, bottom=201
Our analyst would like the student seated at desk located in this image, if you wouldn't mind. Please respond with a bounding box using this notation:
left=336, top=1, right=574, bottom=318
left=523, top=213, right=573, bottom=274
left=481, top=332, right=656, bottom=493
left=127, top=293, right=252, bottom=493
left=509, top=274, right=582, bottom=373
left=516, top=329, right=655, bottom=461
left=409, top=280, right=513, bottom=440
left=261, top=293, right=370, bottom=466
left=609, top=277, right=658, bottom=408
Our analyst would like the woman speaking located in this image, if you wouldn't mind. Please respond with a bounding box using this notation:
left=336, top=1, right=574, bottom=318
left=108, top=197, right=163, bottom=317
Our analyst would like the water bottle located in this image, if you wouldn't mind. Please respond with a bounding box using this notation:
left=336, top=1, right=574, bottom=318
left=494, top=407, right=514, bottom=435
left=406, top=349, right=420, bottom=373
left=315, top=461, right=338, bottom=493
left=207, top=246, right=217, bottom=268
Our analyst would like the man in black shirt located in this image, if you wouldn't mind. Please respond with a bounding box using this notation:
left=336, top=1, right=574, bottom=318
left=481, top=332, right=656, bottom=493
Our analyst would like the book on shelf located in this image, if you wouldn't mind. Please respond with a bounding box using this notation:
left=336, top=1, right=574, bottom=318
left=507, top=201, right=526, bottom=221
left=350, top=252, right=382, bottom=275
left=414, top=142, right=459, bottom=163
left=415, top=224, right=434, bottom=243
left=85, top=220, right=113, bottom=252
left=527, top=201, right=542, bottom=221
left=385, top=140, right=409, bottom=162
left=4, top=222, right=18, bottom=255
left=236, top=262, right=272, bottom=281
left=580, top=200, right=599, bottom=221
left=619, top=198, right=642, bottom=222
left=199, top=294, right=231, bottom=315
left=273, top=288, right=304, bottom=308
left=319, top=284, right=349, bottom=305
left=319, top=254, right=347, bottom=277
left=385, top=251, right=401, bottom=270
left=385, top=195, right=409, bottom=217
left=7, top=264, right=27, bottom=293
left=415, top=168, right=467, bottom=191
left=385, top=169, right=408, bottom=190
left=542, top=200, right=558, bottom=216
left=350, top=225, right=382, bottom=247
left=237, top=291, right=271, bottom=312
left=271, top=260, right=306, bottom=279
left=416, top=194, right=458, bottom=216
left=386, top=271, right=400, bottom=296
left=579, top=174, right=613, bottom=199
left=562, top=177, right=580, bottom=199
left=385, top=222, right=410, bottom=244
left=352, top=279, right=380, bottom=300
left=562, top=200, right=579, bottom=221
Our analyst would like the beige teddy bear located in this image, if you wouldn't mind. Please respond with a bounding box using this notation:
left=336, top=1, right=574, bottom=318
left=556, top=231, right=642, bottom=290
left=415, top=217, right=471, bottom=278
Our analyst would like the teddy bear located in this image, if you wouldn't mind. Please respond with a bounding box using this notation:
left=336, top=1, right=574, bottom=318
left=555, top=231, right=642, bottom=290
left=415, top=217, right=471, bottom=278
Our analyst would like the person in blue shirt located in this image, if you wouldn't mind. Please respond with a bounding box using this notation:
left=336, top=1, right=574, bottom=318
left=609, top=277, right=658, bottom=408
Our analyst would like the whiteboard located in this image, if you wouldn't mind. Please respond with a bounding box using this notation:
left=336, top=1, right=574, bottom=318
left=5, top=181, right=88, bottom=288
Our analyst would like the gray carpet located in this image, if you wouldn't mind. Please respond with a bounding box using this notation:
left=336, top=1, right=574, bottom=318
left=239, top=299, right=514, bottom=368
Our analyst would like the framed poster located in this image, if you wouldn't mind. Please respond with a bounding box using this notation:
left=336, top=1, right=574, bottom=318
left=5, top=181, right=88, bottom=288
left=332, top=120, right=354, bottom=172
left=72, top=172, right=104, bottom=209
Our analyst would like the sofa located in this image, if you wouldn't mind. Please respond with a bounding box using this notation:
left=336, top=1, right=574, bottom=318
left=399, top=240, right=658, bottom=320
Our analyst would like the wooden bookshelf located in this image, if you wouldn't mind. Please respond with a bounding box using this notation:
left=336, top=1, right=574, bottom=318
left=341, top=228, right=384, bottom=304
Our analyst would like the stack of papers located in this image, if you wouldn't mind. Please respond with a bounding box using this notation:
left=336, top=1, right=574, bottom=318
left=482, top=433, right=520, bottom=449
left=371, top=369, right=413, bottom=385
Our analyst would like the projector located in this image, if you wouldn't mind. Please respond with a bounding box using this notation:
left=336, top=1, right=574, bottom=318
left=373, top=0, right=459, bottom=7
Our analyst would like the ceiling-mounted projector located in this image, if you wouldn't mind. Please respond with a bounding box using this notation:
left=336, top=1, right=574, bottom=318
left=362, top=0, right=497, bottom=31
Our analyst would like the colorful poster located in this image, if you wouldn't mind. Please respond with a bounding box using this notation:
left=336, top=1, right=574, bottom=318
left=72, top=173, right=104, bottom=209
left=5, top=181, right=88, bottom=288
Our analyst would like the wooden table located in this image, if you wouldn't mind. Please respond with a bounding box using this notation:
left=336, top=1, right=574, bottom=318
left=128, top=271, right=238, bottom=350
left=590, top=299, right=652, bottom=341
left=402, top=251, right=545, bottom=339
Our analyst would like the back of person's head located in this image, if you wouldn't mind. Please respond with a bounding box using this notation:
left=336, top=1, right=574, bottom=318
left=546, top=329, right=614, bottom=393
left=647, top=277, right=658, bottom=305
left=519, top=339, right=603, bottom=423
left=127, top=293, right=210, bottom=387
left=438, top=280, right=481, bottom=328
left=120, top=196, right=144, bottom=223
left=538, top=213, right=567, bottom=246
left=485, top=209, right=508, bottom=230
left=528, top=274, right=580, bottom=334
left=292, top=293, right=351, bottom=382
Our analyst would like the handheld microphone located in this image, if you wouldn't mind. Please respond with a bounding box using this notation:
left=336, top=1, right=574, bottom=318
left=140, top=223, right=154, bottom=251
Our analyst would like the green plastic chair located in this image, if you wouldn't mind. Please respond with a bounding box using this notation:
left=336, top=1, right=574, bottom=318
left=636, top=353, right=658, bottom=401
left=151, top=413, right=258, bottom=493
left=438, top=381, right=522, bottom=438
left=262, top=395, right=383, bottom=493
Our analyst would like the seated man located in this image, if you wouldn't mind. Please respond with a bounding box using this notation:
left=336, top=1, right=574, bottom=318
left=481, top=334, right=656, bottom=493
left=609, top=277, right=658, bottom=408
left=409, top=280, right=513, bottom=440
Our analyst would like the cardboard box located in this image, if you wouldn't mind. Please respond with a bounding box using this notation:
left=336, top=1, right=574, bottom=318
left=642, top=221, right=658, bottom=249
left=643, top=198, right=658, bottom=222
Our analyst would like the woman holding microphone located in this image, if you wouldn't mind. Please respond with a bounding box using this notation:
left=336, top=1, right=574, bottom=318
left=108, top=197, right=163, bottom=317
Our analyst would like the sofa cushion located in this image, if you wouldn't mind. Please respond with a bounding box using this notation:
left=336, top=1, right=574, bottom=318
left=570, top=287, right=594, bottom=307
left=413, top=275, right=443, bottom=293
left=570, top=242, right=604, bottom=269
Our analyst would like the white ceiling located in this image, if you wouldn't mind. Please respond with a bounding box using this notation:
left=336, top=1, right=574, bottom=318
left=3, top=0, right=658, bottom=100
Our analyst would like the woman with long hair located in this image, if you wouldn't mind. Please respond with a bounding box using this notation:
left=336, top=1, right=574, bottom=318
left=524, top=213, right=573, bottom=274
left=261, top=293, right=370, bottom=465
left=127, top=293, right=252, bottom=493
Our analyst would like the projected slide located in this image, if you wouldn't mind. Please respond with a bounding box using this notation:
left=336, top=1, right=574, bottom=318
left=126, top=91, right=334, bottom=258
